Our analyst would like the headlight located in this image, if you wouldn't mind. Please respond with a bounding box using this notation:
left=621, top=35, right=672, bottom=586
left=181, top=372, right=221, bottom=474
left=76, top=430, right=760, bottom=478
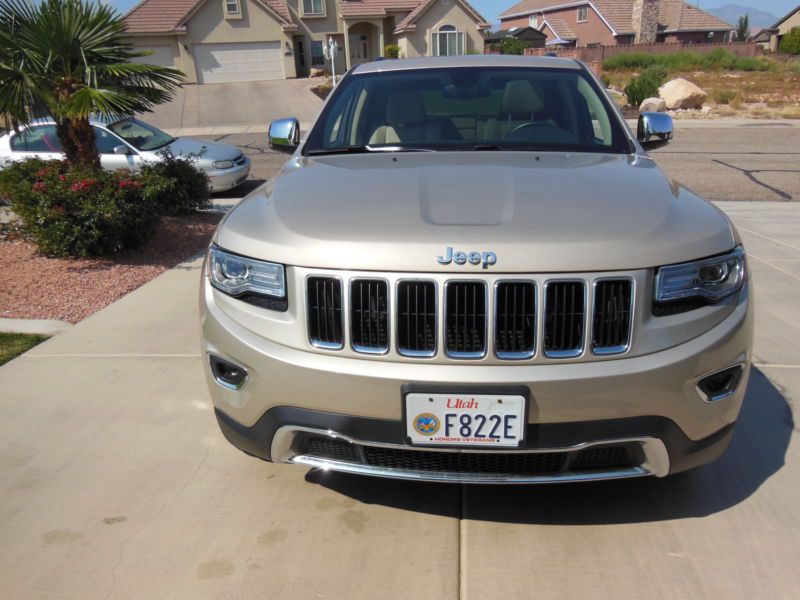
left=212, top=160, right=235, bottom=169
left=654, top=246, right=746, bottom=304
left=208, top=244, right=285, bottom=299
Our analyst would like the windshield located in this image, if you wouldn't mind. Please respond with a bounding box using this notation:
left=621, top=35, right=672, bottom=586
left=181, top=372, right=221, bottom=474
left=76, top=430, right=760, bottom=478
left=108, top=118, right=174, bottom=151
left=304, top=66, right=630, bottom=155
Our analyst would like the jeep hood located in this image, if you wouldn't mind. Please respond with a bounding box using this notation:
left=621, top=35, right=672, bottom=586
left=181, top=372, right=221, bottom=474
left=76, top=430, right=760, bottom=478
left=217, top=152, right=735, bottom=273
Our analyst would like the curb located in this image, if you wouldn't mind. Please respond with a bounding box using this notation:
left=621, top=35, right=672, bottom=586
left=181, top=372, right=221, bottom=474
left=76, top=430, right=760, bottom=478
left=0, top=318, right=71, bottom=336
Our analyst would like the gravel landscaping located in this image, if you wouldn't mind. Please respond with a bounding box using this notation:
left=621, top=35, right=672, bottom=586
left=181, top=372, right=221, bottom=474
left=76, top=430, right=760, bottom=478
left=0, top=213, right=220, bottom=323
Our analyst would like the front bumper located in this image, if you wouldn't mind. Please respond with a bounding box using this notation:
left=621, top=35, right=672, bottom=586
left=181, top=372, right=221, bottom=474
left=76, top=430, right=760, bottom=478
left=201, top=281, right=753, bottom=483
left=206, top=157, right=250, bottom=192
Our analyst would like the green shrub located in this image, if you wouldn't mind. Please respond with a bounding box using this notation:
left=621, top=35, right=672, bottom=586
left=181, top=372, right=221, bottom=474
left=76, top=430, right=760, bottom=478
left=0, top=159, right=159, bottom=257
left=603, top=49, right=770, bottom=73
left=138, top=148, right=211, bottom=216
left=384, top=44, right=400, bottom=59
left=500, top=37, right=527, bottom=56
left=711, top=88, right=738, bottom=104
left=780, top=28, right=800, bottom=55
left=624, top=67, right=666, bottom=107
left=600, top=73, right=611, bottom=88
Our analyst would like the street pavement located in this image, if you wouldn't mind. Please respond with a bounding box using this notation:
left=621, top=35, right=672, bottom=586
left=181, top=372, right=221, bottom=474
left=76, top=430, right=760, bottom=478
left=1, top=127, right=800, bottom=599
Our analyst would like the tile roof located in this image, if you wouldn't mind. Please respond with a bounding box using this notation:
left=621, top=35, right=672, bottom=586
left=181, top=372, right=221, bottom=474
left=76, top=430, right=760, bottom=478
left=542, top=16, right=576, bottom=40
left=124, top=0, right=295, bottom=34
left=500, top=0, right=732, bottom=34
left=338, top=0, right=419, bottom=18
left=393, top=0, right=490, bottom=32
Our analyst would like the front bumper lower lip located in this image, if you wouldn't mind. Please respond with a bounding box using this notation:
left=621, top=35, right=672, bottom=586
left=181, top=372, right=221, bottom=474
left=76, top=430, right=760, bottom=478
left=271, top=426, right=670, bottom=484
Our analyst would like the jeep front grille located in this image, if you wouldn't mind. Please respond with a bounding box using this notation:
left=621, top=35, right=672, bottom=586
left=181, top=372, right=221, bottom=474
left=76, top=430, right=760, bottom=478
left=397, top=281, right=437, bottom=356
left=592, top=279, right=633, bottom=355
left=304, top=274, right=634, bottom=361
left=307, top=276, right=343, bottom=349
left=444, top=281, right=487, bottom=358
left=495, top=281, right=536, bottom=359
left=350, top=279, right=389, bottom=354
left=544, top=281, right=586, bottom=358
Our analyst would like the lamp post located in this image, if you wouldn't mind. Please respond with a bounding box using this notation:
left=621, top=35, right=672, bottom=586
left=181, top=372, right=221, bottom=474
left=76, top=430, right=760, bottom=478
left=326, top=36, right=340, bottom=86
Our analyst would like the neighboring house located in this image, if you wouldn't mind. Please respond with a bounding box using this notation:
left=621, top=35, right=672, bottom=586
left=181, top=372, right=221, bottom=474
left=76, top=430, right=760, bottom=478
left=484, top=26, right=547, bottom=47
left=498, top=0, right=733, bottom=48
left=755, top=5, right=800, bottom=52
left=123, top=0, right=490, bottom=83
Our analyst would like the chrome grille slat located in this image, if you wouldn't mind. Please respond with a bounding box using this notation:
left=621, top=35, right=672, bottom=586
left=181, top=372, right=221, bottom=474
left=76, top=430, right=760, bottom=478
left=350, top=279, right=389, bottom=354
left=397, top=281, right=436, bottom=357
left=544, top=280, right=586, bottom=358
left=495, top=281, right=536, bottom=359
left=592, top=278, right=633, bottom=355
left=445, top=281, right=487, bottom=358
left=307, top=276, right=343, bottom=349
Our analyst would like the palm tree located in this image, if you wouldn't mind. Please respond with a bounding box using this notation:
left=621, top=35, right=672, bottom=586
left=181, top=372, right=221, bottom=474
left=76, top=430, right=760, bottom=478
left=0, top=0, right=184, bottom=168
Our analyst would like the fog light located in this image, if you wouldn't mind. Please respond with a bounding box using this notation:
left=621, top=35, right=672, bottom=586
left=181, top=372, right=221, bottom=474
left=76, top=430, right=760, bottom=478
left=697, top=364, right=744, bottom=402
left=209, top=354, right=248, bottom=390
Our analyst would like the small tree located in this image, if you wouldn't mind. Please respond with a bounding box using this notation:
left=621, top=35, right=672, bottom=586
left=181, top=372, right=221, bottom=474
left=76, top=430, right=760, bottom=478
left=780, top=27, right=800, bottom=55
left=0, top=0, right=184, bottom=169
left=736, top=15, right=750, bottom=42
left=500, top=37, right=528, bottom=56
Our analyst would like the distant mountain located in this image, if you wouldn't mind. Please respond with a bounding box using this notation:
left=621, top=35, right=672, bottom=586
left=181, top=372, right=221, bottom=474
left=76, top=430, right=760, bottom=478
left=706, top=4, right=779, bottom=29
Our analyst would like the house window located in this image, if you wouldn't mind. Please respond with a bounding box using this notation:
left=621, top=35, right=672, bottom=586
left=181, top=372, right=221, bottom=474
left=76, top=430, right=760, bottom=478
left=577, top=6, right=588, bottom=23
left=529, top=15, right=538, bottom=28
left=303, top=0, right=325, bottom=16
left=431, top=24, right=465, bottom=56
left=310, top=40, right=325, bottom=66
left=224, top=0, right=241, bottom=17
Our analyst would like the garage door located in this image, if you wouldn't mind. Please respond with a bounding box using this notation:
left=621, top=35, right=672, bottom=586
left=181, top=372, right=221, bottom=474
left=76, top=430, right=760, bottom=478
left=194, top=42, right=283, bottom=84
left=131, top=46, right=176, bottom=69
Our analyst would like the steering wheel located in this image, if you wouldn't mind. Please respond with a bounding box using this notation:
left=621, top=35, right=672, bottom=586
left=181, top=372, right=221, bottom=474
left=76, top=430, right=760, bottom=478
left=504, top=121, right=548, bottom=139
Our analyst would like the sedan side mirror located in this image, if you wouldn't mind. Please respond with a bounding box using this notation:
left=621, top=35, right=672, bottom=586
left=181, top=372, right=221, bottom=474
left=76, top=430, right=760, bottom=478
left=637, top=112, right=673, bottom=147
left=113, top=145, right=131, bottom=155
left=268, top=118, right=300, bottom=152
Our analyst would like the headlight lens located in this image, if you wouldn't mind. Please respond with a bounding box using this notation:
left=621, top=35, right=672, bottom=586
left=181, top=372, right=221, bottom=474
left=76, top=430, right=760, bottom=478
left=212, top=160, right=235, bottom=169
left=654, top=246, right=746, bottom=303
left=208, top=244, right=285, bottom=298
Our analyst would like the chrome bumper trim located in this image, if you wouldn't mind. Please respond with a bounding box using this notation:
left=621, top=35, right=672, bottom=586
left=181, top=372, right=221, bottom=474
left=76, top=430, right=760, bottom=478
left=271, top=426, right=670, bottom=484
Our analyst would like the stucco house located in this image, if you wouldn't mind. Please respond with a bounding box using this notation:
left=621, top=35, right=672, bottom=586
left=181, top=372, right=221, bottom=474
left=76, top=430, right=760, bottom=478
left=497, top=0, right=733, bottom=48
left=753, top=5, right=800, bottom=52
left=123, top=0, right=490, bottom=83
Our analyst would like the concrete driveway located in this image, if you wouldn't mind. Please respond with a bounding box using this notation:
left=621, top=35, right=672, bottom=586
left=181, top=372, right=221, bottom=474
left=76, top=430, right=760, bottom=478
left=1, top=202, right=799, bottom=599
left=141, top=79, right=323, bottom=133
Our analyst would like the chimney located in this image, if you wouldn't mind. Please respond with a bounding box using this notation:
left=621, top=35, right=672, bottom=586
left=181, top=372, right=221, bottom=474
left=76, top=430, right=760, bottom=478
left=632, top=0, right=660, bottom=44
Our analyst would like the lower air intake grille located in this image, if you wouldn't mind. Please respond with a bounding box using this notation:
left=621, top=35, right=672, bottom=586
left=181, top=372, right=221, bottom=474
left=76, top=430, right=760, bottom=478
left=364, top=447, right=567, bottom=474
left=495, top=281, right=536, bottom=358
left=304, top=437, right=359, bottom=463
left=592, top=279, right=633, bottom=354
left=350, top=279, right=389, bottom=353
left=397, top=281, right=436, bottom=356
left=544, top=281, right=585, bottom=358
left=445, top=281, right=487, bottom=358
left=307, top=277, right=343, bottom=349
left=571, top=446, right=632, bottom=470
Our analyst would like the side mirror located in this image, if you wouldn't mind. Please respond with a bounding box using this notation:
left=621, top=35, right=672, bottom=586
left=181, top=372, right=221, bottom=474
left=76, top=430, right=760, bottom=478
left=268, top=118, right=300, bottom=152
left=113, top=145, right=131, bottom=155
left=637, top=112, right=673, bottom=147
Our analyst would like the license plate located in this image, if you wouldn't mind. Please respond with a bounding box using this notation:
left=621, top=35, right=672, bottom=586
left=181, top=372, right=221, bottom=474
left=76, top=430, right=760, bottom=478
left=405, top=393, right=526, bottom=448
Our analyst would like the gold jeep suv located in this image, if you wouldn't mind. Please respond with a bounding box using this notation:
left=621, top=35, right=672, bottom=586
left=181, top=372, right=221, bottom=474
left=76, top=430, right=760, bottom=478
left=200, top=56, right=753, bottom=484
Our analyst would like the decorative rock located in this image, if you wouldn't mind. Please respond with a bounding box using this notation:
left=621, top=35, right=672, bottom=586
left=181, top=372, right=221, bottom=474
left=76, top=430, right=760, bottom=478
left=639, top=97, right=667, bottom=112
left=658, top=78, right=707, bottom=110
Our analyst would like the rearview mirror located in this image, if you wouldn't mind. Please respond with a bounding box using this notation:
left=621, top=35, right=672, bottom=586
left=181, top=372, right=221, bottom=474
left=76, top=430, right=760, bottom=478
left=113, top=145, right=130, bottom=155
left=268, top=118, right=300, bottom=152
left=637, top=112, right=673, bottom=147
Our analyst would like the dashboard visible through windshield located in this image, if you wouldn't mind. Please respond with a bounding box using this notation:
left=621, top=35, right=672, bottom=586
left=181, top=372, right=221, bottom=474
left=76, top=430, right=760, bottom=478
left=304, top=66, right=630, bottom=155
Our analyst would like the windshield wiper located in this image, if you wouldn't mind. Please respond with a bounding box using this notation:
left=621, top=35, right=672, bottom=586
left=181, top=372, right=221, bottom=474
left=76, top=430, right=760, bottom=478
left=306, top=145, right=435, bottom=156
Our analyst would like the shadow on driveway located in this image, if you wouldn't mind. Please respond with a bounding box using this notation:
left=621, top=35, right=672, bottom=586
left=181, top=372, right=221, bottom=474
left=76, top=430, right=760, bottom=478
left=306, top=368, right=793, bottom=524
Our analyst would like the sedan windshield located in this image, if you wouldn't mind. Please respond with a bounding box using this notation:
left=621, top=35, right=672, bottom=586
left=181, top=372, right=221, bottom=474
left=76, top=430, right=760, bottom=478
left=304, top=66, right=630, bottom=155
left=108, top=118, right=174, bottom=151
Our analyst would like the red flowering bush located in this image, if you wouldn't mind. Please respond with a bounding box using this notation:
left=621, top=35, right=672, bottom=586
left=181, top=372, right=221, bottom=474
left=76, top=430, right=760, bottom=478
left=0, top=159, right=161, bottom=257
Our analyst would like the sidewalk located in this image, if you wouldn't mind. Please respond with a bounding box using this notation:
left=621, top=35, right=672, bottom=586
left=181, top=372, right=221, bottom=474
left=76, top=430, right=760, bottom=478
left=0, top=204, right=798, bottom=599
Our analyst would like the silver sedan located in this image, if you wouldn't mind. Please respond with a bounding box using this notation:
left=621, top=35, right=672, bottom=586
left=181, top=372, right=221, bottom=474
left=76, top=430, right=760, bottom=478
left=0, top=116, right=250, bottom=192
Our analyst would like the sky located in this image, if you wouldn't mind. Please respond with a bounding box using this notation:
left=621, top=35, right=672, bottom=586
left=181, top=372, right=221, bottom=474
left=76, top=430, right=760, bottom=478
left=105, top=0, right=799, bottom=26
